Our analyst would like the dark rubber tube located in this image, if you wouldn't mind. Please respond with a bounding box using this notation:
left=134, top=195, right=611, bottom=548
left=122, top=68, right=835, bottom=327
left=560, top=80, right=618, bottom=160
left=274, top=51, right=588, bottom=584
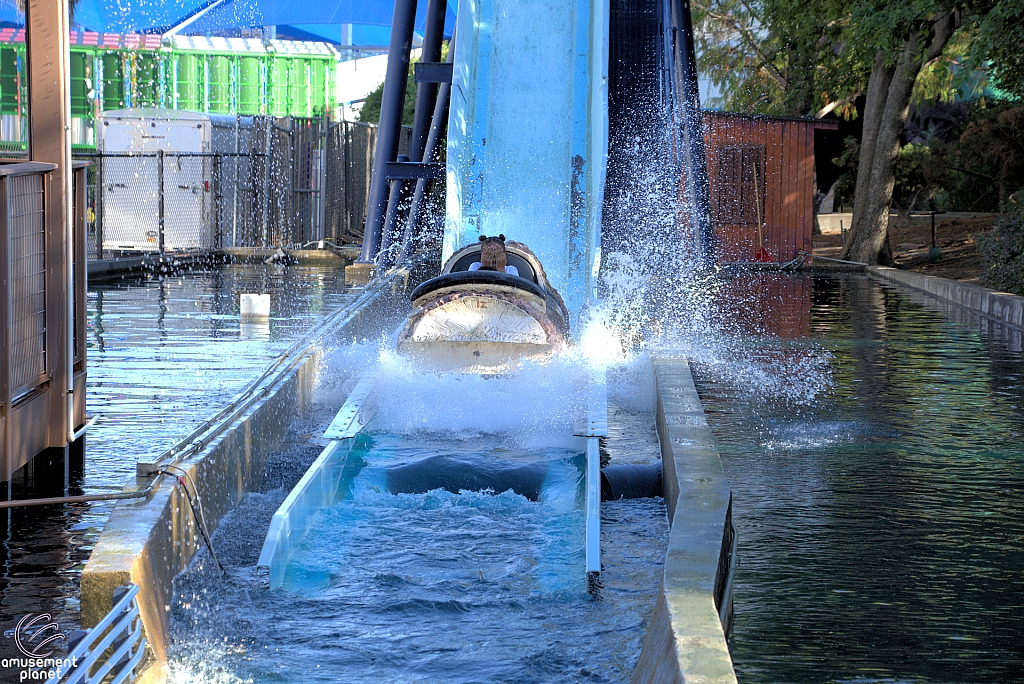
left=600, top=462, right=663, bottom=501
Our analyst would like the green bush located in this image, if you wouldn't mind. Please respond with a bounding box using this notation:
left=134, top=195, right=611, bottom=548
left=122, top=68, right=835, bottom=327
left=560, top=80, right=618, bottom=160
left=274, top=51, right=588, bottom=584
left=979, top=192, right=1024, bottom=294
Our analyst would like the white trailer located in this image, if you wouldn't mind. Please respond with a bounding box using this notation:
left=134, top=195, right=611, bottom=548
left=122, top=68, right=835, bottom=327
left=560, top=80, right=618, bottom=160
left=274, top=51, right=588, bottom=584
left=99, top=108, right=213, bottom=253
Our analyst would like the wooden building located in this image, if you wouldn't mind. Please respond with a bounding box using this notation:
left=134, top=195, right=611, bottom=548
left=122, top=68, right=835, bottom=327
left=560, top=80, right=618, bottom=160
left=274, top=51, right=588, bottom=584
left=702, top=112, right=837, bottom=263
left=0, top=0, right=85, bottom=497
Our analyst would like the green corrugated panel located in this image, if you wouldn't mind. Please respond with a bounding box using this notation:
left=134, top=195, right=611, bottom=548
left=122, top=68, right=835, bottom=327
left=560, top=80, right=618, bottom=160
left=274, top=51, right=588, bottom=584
left=175, top=53, right=202, bottom=111
left=209, top=55, right=232, bottom=114
left=0, top=46, right=21, bottom=116
left=268, top=57, right=290, bottom=117
left=310, top=59, right=327, bottom=116
left=102, top=52, right=125, bottom=110
left=238, top=56, right=262, bottom=115
left=133, top=51, right=161, bottom=107
left=71, top=51, right=91, bottom=117
left=288, top=58, right=310, bottom=117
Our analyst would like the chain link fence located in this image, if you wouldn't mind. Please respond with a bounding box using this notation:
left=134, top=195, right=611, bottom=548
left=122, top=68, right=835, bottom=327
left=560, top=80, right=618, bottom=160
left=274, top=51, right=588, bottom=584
left=78, top=118, right=411, bottom=260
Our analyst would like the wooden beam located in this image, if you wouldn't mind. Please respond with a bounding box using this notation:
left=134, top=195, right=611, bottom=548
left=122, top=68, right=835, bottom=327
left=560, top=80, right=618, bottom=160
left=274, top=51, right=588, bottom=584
left=25, top=0, right=72, bottom=450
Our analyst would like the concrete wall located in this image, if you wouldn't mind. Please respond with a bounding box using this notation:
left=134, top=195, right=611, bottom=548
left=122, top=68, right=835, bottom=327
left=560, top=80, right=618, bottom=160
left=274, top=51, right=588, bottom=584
left=632, top=358, right=737, bottom=684
left=80, top=272, right=410, bottom=671
left=869, top=266, right=1024, bottom=339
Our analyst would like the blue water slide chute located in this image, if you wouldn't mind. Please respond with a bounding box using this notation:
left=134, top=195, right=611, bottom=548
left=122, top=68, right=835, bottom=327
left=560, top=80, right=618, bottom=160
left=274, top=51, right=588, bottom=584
left=443, top=0, right=609, bottom=323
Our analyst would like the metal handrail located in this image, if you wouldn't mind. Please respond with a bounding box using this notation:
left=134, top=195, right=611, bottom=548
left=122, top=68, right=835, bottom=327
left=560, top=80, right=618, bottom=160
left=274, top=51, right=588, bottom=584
left=47, top=584, right=147, bottom=684
left=1, top=270, right=408, bottom=510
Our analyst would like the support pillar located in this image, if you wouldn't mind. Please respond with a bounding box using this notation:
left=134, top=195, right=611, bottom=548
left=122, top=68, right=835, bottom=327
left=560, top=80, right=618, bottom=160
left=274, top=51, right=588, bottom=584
left=25, top=0, right=73, bottom=450
left=348, top=0, right=419, bottom=283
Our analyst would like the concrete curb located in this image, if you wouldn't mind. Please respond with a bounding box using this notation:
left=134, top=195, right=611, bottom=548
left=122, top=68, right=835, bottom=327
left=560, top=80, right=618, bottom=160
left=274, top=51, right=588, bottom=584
left=868, top=266, right=1024, bottom=333
left=80, top=273, right=410, bottom=667
left=632, top=358, right=737, bottom=684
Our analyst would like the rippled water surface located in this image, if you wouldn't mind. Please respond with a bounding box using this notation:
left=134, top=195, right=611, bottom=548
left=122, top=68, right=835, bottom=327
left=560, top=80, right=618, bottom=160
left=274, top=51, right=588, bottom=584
left=169, top=360, right=669, bottom=684
left=694, top=275, right=1024, bottom=683
left=0, top=264, right=355, bottom=649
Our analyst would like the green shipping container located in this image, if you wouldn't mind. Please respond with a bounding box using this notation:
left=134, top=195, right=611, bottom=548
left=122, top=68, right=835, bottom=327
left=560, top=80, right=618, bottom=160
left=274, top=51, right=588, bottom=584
left=288, top=59, right=309, bottom=117
left=238, top=56, right=262, bottom=115
left=175, top=53, right=202, bottom=111
left=310, top=60, right=327, bottom=116
left=268, top=58, right=290, bottom=117
left=70, top=51, right=91, bottom=117
left=0, top=46, right=21, bottom=116
left=133, top=51, right=161, bottom=107
left=102, top=52, right=125, bottom=110
left=209, top=55, right=232, bottom=114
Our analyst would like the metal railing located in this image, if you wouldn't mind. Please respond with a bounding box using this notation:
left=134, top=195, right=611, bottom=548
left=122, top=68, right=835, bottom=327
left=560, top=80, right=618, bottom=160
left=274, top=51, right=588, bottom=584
left=76, top=117, right=410, bottom=261
left=46, top=584, right=147, bottom=684
left=6, top=172, right=47, bottom=399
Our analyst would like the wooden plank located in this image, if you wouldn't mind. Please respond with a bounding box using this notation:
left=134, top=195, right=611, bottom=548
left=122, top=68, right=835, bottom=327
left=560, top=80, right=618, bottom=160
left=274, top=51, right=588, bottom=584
left=766, top=120, right=783, bottom=261
left=781, top=121, right=796, bottom=261
left=802, top=122, right=815, bottom=255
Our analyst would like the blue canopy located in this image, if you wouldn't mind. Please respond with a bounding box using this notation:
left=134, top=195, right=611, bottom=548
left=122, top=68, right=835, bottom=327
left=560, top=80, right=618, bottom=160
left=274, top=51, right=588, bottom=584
left=67, top=0, right=455, bottom=39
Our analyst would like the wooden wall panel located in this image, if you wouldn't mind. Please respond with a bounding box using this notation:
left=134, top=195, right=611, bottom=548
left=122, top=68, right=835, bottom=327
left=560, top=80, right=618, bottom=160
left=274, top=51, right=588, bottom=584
left=700, top=113, right=834, bottom=263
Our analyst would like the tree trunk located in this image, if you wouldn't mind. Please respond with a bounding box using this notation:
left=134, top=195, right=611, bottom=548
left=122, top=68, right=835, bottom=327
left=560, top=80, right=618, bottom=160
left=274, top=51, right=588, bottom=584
left=844, top=13, right=957, bottom=264
left=844, top=49, right=894, bottom=258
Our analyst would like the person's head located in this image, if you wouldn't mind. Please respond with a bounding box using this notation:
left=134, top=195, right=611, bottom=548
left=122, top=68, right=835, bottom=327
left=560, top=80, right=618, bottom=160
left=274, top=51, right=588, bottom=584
left=478, top=234, right=507, bottom=271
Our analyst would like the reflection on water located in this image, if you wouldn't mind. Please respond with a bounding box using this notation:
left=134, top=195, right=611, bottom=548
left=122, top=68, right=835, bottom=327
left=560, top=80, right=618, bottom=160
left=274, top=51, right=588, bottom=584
left=0, top=264, right=355, bottom=659
left=696, top=274, right=1024, bottom=683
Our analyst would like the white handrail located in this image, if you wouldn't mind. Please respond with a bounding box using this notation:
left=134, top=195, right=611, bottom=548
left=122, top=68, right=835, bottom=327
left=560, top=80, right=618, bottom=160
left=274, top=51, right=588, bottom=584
left=48, top=584, right=147, bottom=684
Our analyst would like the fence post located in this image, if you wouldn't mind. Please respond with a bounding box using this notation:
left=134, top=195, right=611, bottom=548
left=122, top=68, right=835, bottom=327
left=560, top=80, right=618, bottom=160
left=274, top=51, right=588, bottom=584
left=157, top=150, right=165, bottom=253
left=95, top=153, right=104, bottom=261
left=214, top=154, right=222, bottom=250
left=318, top=115, right=328, bottom=243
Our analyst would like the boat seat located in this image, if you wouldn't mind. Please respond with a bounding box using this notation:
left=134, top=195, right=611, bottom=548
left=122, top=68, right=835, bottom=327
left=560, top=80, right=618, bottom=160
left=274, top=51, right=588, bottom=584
left=449, top=252, right=537, bottom=283
left=410, top=270, right=547, bottom=302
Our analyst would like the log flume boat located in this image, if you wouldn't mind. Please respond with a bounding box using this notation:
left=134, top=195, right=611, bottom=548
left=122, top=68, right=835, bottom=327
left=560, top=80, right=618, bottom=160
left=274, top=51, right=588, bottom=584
left=397, top=238, right=570, bottom=373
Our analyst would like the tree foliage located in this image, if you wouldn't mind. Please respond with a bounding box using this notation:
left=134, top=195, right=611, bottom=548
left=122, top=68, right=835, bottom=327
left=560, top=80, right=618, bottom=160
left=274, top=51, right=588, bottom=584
left=970, top=0, right=1024, bottom=100
left=979, top=191, right=1024, bottom=294
left=694, top=0, right=866, bottom=117
left=357, top=63, right=418, bottom=125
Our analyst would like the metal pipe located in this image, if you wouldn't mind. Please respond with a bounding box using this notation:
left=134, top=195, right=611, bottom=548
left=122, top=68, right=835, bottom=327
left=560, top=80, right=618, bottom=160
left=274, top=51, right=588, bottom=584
left=0, top=490, right=150, bottom=509
left=65, top=82, right=76, bottom=448
left=408, top=0, right=449, bottom=161
left=379, top=0, right=447, bottom=270
left=157, top=148, right=166, bottom=253
left=356, top=0, right=419, bottom=266
left=378, top=154, right=409, bottom=270
left=672, top=0, right=715, bottom=269
left=399, top=33, right=455, bottom=262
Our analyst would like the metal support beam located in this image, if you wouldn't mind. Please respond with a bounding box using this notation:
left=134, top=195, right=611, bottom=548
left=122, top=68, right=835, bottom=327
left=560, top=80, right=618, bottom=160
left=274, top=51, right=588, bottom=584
left=385, top=162, right=445, bottom=181
left=356, top=0, right=419, bottom=266
left=672, top=0, right=715, bottom=268
left=398, top=37, right=455, bottom=262
left=377, top=0, right=449, bottom=271
left=414, top=62, right=454, bottom=84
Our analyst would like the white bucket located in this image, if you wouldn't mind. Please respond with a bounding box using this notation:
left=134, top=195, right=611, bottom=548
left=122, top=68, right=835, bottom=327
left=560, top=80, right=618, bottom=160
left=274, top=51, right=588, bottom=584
left=240, top=293, right=271, bottom=321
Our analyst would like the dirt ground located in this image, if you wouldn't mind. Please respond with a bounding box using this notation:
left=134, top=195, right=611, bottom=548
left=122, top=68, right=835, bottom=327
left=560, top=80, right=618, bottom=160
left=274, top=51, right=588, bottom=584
left=812, top=214, right=997, bottom=283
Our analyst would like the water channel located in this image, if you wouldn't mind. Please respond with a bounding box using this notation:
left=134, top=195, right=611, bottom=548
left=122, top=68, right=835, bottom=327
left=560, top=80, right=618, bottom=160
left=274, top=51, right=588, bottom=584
left=0, top=263, right=356, bottom=655
left=695, top=274, right=1024, bottom=682
left=4, top=267, right=1023, bottom=683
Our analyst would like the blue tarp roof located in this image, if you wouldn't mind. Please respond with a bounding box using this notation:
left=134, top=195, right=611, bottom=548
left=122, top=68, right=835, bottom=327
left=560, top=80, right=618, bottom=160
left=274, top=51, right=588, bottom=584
left=0, top=0, right=455, bottom=43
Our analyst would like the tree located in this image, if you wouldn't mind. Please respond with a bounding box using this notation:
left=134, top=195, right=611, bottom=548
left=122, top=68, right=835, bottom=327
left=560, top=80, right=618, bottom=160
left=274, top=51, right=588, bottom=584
left=971, top=0, right=1024, bottom=100
left=841, top=3, right=960, bottom=264
left=357, top=64, right=418, bottom=125
left=694, top=0, right=865, bottom=117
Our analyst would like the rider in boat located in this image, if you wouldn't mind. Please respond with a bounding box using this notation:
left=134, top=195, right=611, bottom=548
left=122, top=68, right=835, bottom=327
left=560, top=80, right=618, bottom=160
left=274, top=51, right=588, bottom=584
left=468, top=235, right=519, bottom=275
